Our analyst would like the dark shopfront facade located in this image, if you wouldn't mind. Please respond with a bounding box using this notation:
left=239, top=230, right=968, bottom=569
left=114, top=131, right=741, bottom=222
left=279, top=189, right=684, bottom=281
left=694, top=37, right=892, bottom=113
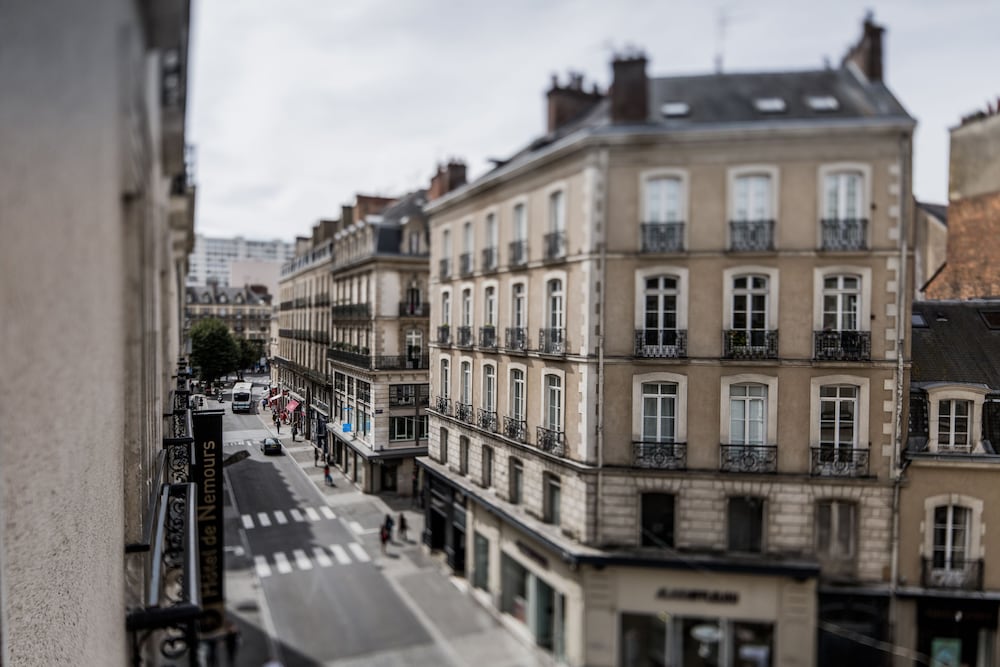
left=817, top=591, right=891, bottom=667
left=908, top=594, right=999, bottom=667
left=421, top=463, right=467, bottom=574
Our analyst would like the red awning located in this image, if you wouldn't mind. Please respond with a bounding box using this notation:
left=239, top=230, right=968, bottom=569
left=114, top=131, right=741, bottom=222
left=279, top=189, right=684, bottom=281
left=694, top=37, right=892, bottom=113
left=268, top=395, right=280, bottom=404
left=285, top=400, right=300, bottom=413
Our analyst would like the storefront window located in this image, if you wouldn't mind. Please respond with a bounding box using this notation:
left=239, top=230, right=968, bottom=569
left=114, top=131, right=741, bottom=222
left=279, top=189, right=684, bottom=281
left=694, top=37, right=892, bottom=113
left=501, top=554, right=528, bottom=622
left=732, top=622, right=773, bottom=667
left=473, top=533, right=489, bottom=591
left=621, top=613, right=667, bottom=667
left=683, top=618, right=722, bottom=667
left=619, top=614, right=774, bottom=667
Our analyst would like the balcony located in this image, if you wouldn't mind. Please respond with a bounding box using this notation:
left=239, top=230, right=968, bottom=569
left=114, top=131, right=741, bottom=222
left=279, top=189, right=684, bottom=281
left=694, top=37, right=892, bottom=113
left=434, top=396, right=451, bottom=416
left=640, top=222, right=685, bottom=253
left=723, top=329, right=778, bottom=360
left=810, top=447, right=870, bottom=477
left=729, top=219, right=774, bottom=251
left=326, top=347, right=371, bottom=369
left=509, top=240, right=528, bottom=268
left=436, top=326, right=452, bottom=346
left=633, top=441, right=687, bottom=469
left=481, top=247, right=498, bottom=273
left=454, top=402, right=474, bottom=424
left=439, top=258, right=452, bottom=280
left=374, top=354, right=429, bottom=370
left=719, top=444, right=778, bottom=473
left=478, top=326, right=498, bottom=349
left=399, top=302, right=429, bottom=317
left=634, top=329, right=687, bottom=358
left=543, top=231, right=566, bottom=261
left=536, top=426, right=565, bottom=456
left=921, top=558, right=983, bottom=590
left=459, top=252, right=474, bottom=276
left=821, top=218, right=868, bottom=251
left=505, top=327, right=528, bottom=352
left=477, top=409, right=498, bottom=433
left=538, top=328, right=566, bottom=355
left=455, top=326, right=474, bottom=348
left=503, top=416, right=527, bottom=443
left=813, top=331, right=871, bottom=361
left=331, top=303, right=371, bottom=319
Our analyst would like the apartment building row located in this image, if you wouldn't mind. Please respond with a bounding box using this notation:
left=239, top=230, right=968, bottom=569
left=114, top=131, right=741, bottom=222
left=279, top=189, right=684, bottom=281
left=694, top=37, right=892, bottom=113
left=184, top=282, right=273, bottom=347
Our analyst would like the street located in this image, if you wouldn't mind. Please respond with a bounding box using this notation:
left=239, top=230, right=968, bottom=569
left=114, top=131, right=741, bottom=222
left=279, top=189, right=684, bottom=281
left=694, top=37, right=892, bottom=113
left=217, top=381, right=542, bottom=667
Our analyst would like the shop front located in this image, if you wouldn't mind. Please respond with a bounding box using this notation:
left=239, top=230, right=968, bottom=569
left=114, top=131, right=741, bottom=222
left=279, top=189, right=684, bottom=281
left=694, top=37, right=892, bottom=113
left=421, top=465, right=467, bottom=573
left=914, top=596, right=998, bottom=667
left=816, top=590, right=890, bottom=667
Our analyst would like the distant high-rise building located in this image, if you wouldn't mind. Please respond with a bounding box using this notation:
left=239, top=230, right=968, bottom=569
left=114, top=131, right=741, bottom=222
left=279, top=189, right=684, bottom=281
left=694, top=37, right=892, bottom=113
left=187, top=234, right=295, bottom=287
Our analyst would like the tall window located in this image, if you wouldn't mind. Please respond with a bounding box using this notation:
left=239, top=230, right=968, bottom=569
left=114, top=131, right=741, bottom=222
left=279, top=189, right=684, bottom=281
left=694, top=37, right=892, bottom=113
left=545, top=375, right=563, bottom=432
left=730, top=384, right=766, bottom=445
left=460, top=361, right=472, bottom=405
left=822, top=275, right=860, bottom=331
left=642, top=383, right=677, bottom=443
left=483, top=365, right=496, bottom=411
left=461, top=289, right=472, bottom=327
left=439, top=427, right=449, bottom=464
left=824, top=171, right=864, bottom=219
left=732, top=275, right=768, bottom=335
left=544, top=474, right=561, bottom=525
left=938, top=400, right=971, bottom=450
left=643, top=276, right=678, bottom=345
left=513, top=203, right=526, bottom=241
left=439, top=358, right=450, bottom=399
left=486, top=213, right=497, bottom=248
left=510, top=369, right=525, bottom=421
left=482, top=446, right=493, bottom=488
left=406, top=329, right=423, bottom=364
left=816, top=500, right=856, bottom=560
left=484, top=286, right=496, bottom=326
left=441, top=291, right=451, bottom=326
left=933, top=505, right=970, bottom=570
left=734, top=174, right=773, bottom=220
left=547, top=279, right=564, bottom=331
left=728, top=497, right=764, bottom=553
left=408, top=231, right=421, bottom=254
left=442, top=229, right=452, bottom=273
left=509, top=458, right=523, bottom=504
left=463, top=221, right=473, bottom=254
left=640, top=493, right=675, bottom=547
left=820, top=386, right=858, bottom=451
left=511, top=283, right=526, bottom=328
left=549, top=190, right=565, bottom=233
left=645, top=176, right=683, bottom=222
left=459, top=436, right=469, bottom=475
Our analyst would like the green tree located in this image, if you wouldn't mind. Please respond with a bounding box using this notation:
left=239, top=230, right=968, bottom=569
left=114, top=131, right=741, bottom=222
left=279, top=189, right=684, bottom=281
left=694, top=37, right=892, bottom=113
left=190, top=318, right=239, bottom=385
left=236, top=337, right=261, bottom=376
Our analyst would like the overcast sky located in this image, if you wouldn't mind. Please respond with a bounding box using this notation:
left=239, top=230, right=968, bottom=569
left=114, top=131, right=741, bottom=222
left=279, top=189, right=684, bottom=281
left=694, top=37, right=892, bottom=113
left=188, top=0, right=1000, bottom=242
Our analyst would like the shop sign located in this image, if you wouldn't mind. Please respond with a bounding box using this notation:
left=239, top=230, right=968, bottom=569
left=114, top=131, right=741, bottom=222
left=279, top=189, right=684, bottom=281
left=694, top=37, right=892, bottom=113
left=655, top=588, right=739, bottom=604
left=516, top=540, right=549, bottom=569
left=930, top=638, right=961, bottom=667
left=191, top=410, right=225, bottom=633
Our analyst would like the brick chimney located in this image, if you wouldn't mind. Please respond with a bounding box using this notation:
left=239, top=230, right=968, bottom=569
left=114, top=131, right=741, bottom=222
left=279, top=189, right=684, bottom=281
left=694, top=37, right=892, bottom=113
left=546, top=72, right=604, bottom=133
left=610, top=50, right=649, bottom=124
left=427, top=160, right=468, bottom=201
left=841, top=12, right=884, bottom=83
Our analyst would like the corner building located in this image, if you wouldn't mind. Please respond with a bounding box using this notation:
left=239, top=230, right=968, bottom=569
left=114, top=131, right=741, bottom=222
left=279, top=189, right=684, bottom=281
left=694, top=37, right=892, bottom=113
left=420, top=17, right=914, bottom=667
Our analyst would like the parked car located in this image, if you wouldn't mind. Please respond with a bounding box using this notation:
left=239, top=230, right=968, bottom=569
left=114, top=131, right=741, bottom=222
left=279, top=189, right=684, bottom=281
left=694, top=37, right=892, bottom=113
left=259, top=437, right=282, bottom=456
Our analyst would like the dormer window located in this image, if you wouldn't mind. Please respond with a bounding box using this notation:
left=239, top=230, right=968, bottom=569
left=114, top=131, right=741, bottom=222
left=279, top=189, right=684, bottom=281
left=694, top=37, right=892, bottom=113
left=806, top=95, right=839, bottom=111
left=219, top=295, right=227, bottom=304
left=754, top=97, right=786, bottom=113
left=660, top=102, right=689, bottom=118
left=201, top=293, right=211, bottom=304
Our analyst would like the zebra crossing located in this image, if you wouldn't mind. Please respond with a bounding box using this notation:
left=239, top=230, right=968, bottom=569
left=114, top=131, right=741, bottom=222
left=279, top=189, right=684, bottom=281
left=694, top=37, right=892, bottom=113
left=253, top=542, right=372, bottom=578
left=240, top=505, right=337, bottom=530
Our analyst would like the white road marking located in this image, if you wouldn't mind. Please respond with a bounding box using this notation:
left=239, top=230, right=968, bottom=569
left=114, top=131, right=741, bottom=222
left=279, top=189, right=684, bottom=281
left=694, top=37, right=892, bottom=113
left=330, top=544, right=351, bottom=565
left=312, top=547, right=333, bottom=567
left=305, top=507, right=321, bottom=522
left=289, top=509, right=305, bottom=522
left=256, top=512, right=271, bottom=527
left=254, top=555, right=271, bottom=578
left=224, top=545, right=245, bottom=557
left=241, top=514, right=254, bottom=530
left=349, top=521, right=364, bottom=534
left=348, top=543, right=371, bottom=563
left=320, top=506, right=336, bottom=520
left=273, top=510, right=288, bottom=525
left=273, top=552, right=292, bottom=574
left=293, top=549, right=313, bottom=570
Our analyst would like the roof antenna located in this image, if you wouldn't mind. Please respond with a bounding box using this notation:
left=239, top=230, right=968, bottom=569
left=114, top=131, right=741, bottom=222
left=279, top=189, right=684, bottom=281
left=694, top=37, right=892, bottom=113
left=715, top=7, right=728, bottom=73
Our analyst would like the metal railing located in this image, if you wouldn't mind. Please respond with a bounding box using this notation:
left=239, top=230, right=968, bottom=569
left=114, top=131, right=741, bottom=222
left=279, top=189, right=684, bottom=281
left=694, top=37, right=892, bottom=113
left=477, top=409, right=498, bottom=433
left=503, top=416, right=527, bottom=443
left=331, top=303, right=370, bottom=318
left=399, top=302, right=429, bottom=317
left=509, top=240, right=528, bottom=268
left=729, top=219, right=774, bottom=251
left=810, top=446, right=870, bottom=477
left=439, top=258, right=451, bottom=280
left=640, top=222, right=685, bottom=253
left=478, top=326, right=498, bottom=349
left=436, top=326, right=452, bottom=345
left=921, top=557, right=983, bottom=590
left=719, top=444, right=778, bottom=473
left=538, top=328, right=566, bottom=354
left=434, top=396, right=451, bottom=416
left=536, top=426, right=565, bottom=456
left=505, top=327, right=528, bottom=352
left=543, top=231, right=566, bottom=260
left=455, top=402, right=474, bottom=424
left=459, top=252, right=474, bottom=276
left=633, top=441, right=687, bottom=469
left=481, top=247, right=498, bottom=272
left=375, top=354, right=429, bottom=370
left=455, top=326, right=473, bottom=347
left=813, top=331, right=871, bottom=361
left=723, top=329, right=778, bottom=359
left=327, top=347, right=371, bottom=369
left=634, top=329, right=687, bottom=358
left=821, top=218, right=868, bottom=251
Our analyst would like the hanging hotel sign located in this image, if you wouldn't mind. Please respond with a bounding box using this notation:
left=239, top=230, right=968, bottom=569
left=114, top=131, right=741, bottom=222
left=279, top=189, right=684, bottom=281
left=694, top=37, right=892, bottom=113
left=655, top=588, right=739, bottom=604
left=191, top=409, right=226, bottom=632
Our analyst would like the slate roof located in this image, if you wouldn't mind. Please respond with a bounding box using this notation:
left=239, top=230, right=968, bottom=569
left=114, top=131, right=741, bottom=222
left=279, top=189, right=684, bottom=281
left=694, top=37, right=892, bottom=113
left=916, top=201, right=948, bottom=226
left=370, top=189, right=427, bottom=255
left=186, top=285, right=270, bottom=305
left=911, top=301, right=1000, bottom=389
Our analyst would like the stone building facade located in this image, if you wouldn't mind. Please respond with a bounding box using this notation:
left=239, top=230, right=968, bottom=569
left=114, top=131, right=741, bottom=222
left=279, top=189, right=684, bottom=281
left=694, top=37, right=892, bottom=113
left=185, top=282, right=272, bottom=349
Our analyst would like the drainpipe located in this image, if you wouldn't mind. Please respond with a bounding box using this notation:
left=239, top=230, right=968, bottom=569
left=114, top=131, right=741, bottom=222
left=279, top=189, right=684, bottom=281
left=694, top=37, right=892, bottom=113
left=595, top=148, right=609, bottom=545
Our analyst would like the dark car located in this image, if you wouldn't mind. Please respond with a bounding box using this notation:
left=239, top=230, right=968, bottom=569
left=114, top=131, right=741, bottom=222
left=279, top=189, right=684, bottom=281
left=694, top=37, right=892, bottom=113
left=259, top=437, right=282, bottom=456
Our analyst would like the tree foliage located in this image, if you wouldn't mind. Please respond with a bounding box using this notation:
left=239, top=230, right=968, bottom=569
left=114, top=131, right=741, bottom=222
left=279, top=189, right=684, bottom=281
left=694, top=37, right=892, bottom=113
left=237, top=337, right=262, bottom=374
left=190, top=318, right=239, bottom=385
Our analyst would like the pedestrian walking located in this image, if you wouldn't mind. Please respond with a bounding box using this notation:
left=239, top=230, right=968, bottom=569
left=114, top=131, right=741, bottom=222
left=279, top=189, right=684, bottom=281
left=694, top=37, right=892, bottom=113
left=274, top=415, right=280, bottom=433
left=379, top=524, right=389, bottom=555
left=223, top=621, right=241, bottom=667
left=384, top=514, right=394, bottom=542
left=313, top=447, right=319, bottom=466
left=291, top=424, right=298, bottom=442
left=323, top=464, right=332, bottom=486
left=398, top=513, right=408, bottom=542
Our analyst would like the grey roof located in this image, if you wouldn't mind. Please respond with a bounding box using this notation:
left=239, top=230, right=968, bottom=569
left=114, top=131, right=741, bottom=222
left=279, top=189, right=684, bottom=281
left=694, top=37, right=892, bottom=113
left=186, top=285, right=270, bottom=305
left=911, top=301, right=1000, bottom=389
left=916, top=201, right=948, bottom=225
left=370, top=189, right=427, bottom=255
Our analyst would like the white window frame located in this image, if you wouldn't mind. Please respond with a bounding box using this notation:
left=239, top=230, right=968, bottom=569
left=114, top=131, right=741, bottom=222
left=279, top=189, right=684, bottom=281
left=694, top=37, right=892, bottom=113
left=510, top=196, right=528, bottom=243
left=461, top=286, right=473, bottom=328
left=639, top=168, right=689, bottom=224
left=634, top=267, right=689, bottom=331
left=481, top=362, right=497, bottom=412
left=542, top=371, right=564, bottom=433
left=728, top=165, right=779, bottom=223
left=722, top=266, right=780, bottom=332
left=812, top=266, right=872, bottom=332
left=926, top=384, right=988, bottom=453
left=460, top=358, right=473, bottom=406
left=439, top=357, right=450, bottom=400
left=483, top=282, right=498, bottom=327
left=484, top=208, right=499, bottom=248
left=441, top=226, right=453, bottom=275
left=720, top=374, right=778, bottom=446
left=923, top=494, right=983, bottom=570
left=632, top=372, right=688, bottom=443
left=817, top=163, right=871, bottom=222
left=809, top=375, right=870, bottom=450
left=509, top=278, right=528, bottom=329
left=440, top=288, right=452, bottom=327
left=462, top=220, right=474, bottom=254
left=546, top=278, right=564, bottom=331
left=508, top=363, right=527, bottom=422
left=548, top=188, right=566, bottom=234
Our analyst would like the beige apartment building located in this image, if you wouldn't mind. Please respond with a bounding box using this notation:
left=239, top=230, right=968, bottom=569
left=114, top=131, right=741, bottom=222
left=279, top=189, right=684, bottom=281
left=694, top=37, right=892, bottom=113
left=185, top=282, right=272, bottom=352
left=420, top=17, right=914, bottom=667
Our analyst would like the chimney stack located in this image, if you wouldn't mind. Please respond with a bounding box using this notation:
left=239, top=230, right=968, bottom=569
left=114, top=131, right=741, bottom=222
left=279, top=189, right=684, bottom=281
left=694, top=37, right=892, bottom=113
left=427, top=160, right=468, bottom=201
left=841, top=12, right=885, bottom=83
left=610, top=50, right=649, bottom=124
left=546, top=71, right=604, bottom=133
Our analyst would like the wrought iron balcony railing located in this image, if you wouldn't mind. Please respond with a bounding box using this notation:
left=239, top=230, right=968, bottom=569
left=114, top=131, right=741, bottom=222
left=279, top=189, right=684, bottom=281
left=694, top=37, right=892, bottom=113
left=634, top=329, right=687, bottom=358
left=375, top=354, right=429, bottom=370
left=455, top=326, right=474, bottom=347
left=538, top=328, right=566, bottom=354
left=478, top=326, right=498, bottom=349
left=536, top=426, right=565, bottom=456
left=459, top=252, right=474, bottom=276
left=399, top=301, right=429, bottom=317
left=719, top=444, right=778, bottom=473
left=434, top=396, right=451, bottom=416
left=810, top=446, right=870, bottom=477
left=509, top=240, right=528, bottom=268
left=821, top=218, right=868, bottom=251
left=439, top=258, right=451, bottom=280
left=455, top=402, right=474, bottom=424
left=503, top=416, right=527, bottom=443
left=481, top=246, right=498, bottom=272
left=729, top=219, right=775, bottom=251
left=505, top=327, right=528, bottom=352
left=921, top=557, right=983, bottom=590
left=813, top=331, right=871, bottom=361
left=543, top=231, right=567, bottom=261
left=477, top=409, right=498, bottom=433
left=331, top=303, right=371, bottom=318
left=326, top=347, right=371, bottom=369
left=723, top=329, right=778, bottom=359
left=436, top=326, right=452, bottom=345
left=633, top=441, right=687, bottom=469
left=640, top=222, right=685, bottom=253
